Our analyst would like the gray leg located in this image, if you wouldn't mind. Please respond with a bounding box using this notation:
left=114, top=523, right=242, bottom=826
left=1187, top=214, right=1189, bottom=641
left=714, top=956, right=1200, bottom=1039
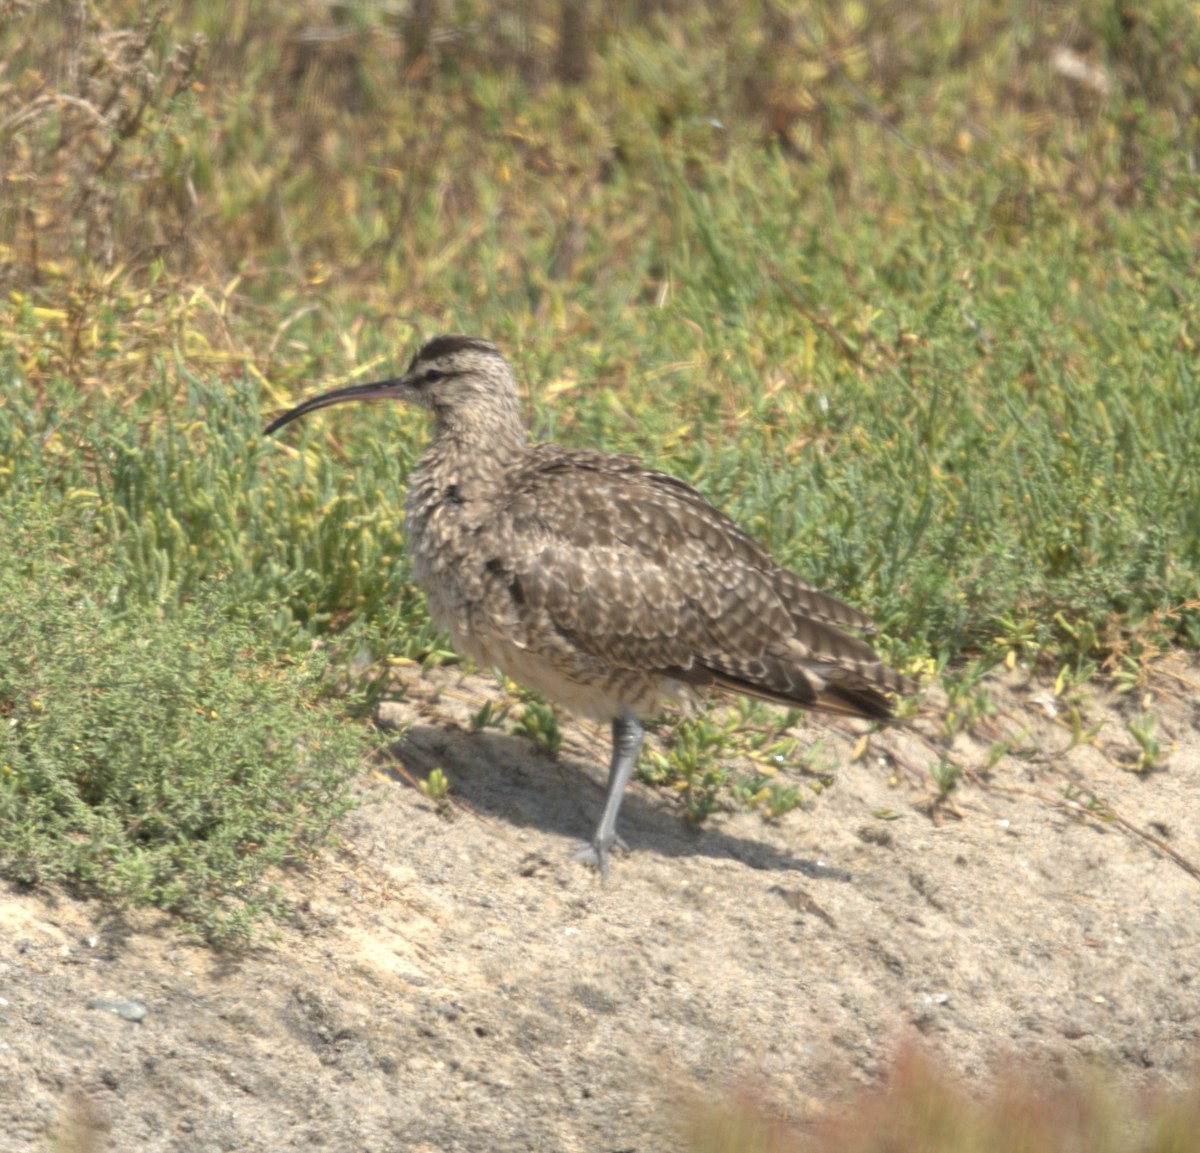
left=575, top=707, right=644, bottom=880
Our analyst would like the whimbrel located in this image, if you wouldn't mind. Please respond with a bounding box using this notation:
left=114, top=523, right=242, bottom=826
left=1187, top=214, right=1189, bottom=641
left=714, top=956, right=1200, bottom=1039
left=265, top=335, right=911, bottom=876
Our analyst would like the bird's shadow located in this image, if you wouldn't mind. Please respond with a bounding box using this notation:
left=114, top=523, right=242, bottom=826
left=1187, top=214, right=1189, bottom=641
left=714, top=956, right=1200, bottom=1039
left=385, top=723, right=852, bottom=881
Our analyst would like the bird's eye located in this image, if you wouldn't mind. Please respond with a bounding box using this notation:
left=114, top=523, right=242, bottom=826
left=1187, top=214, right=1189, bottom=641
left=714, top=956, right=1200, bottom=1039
left=422, top=369, right=444, bottom=384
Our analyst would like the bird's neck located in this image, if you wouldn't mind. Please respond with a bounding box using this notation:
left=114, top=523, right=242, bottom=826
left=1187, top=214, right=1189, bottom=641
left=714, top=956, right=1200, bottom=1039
left=428, top=407, right=529, bottom=466
left=407, top=411, right=527, bottom=531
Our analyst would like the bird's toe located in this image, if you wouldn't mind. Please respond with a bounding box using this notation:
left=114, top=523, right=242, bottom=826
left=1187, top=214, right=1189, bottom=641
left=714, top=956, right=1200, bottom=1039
left=572, top=834, right=628, bottom=881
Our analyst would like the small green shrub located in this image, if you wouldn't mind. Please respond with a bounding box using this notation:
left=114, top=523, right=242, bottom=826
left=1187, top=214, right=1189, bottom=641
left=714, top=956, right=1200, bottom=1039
left=418, top=767, right=451, bottom=803
left=512, top=699, right=564, bottom=756
left=0, top=530, right=379, bottom=945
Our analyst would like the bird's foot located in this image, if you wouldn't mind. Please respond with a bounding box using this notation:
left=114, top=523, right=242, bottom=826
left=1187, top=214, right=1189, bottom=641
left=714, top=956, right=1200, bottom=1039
left=572, top=835, right=628, bottom=881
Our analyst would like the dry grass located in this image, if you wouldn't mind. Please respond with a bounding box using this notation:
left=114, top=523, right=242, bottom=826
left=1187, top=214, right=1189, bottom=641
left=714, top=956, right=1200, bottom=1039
left=684, top=1044, right=1200, bottom=1153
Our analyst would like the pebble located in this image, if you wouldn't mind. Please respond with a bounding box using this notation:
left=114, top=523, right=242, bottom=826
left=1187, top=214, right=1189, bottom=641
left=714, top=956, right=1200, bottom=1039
left=87, top=997, right=149, bottom=1022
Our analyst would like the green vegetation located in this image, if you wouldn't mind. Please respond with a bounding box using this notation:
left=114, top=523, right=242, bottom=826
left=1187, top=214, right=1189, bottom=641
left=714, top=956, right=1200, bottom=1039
left=0, top=516, right=379, bottom=944
left=1126, top=710, right=1162, bottom=773
left=418, top=767, right=451, bottom=803
left=643, top=701, right=817, bottom=825
left=513, top=698, right=566, bottom=756
left=2, top=0, right=1199, bottom=934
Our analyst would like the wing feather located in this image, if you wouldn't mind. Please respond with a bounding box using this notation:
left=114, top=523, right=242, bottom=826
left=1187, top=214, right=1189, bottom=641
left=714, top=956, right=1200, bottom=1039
left=489, top=446, right=909, bottom=719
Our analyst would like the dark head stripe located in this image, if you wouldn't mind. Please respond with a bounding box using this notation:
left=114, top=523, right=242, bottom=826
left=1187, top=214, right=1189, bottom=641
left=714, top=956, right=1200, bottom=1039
left=414, top=335, right=499, bottom=363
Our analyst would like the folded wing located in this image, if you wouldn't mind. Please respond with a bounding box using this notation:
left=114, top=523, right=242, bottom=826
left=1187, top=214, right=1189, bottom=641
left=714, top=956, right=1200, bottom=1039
left=487, top=446, right=909, bottom=720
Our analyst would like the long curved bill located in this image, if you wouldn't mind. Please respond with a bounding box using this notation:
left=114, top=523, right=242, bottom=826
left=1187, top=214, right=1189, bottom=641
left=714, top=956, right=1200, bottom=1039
left=263, top=377, right=407, bottom=436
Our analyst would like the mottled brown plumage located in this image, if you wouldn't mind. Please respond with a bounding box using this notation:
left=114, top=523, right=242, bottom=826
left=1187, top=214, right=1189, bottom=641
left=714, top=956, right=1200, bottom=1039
left=265, top=335, right=911, bottom=875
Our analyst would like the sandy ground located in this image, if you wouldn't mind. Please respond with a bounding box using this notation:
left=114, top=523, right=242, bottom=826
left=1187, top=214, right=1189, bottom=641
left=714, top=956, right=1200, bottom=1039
left=2, top=659, right=1198, bottom=1151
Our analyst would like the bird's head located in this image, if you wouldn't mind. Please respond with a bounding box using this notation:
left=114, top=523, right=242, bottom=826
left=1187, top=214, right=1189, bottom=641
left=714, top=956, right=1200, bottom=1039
left=263, top=334, right=523, bottom=438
